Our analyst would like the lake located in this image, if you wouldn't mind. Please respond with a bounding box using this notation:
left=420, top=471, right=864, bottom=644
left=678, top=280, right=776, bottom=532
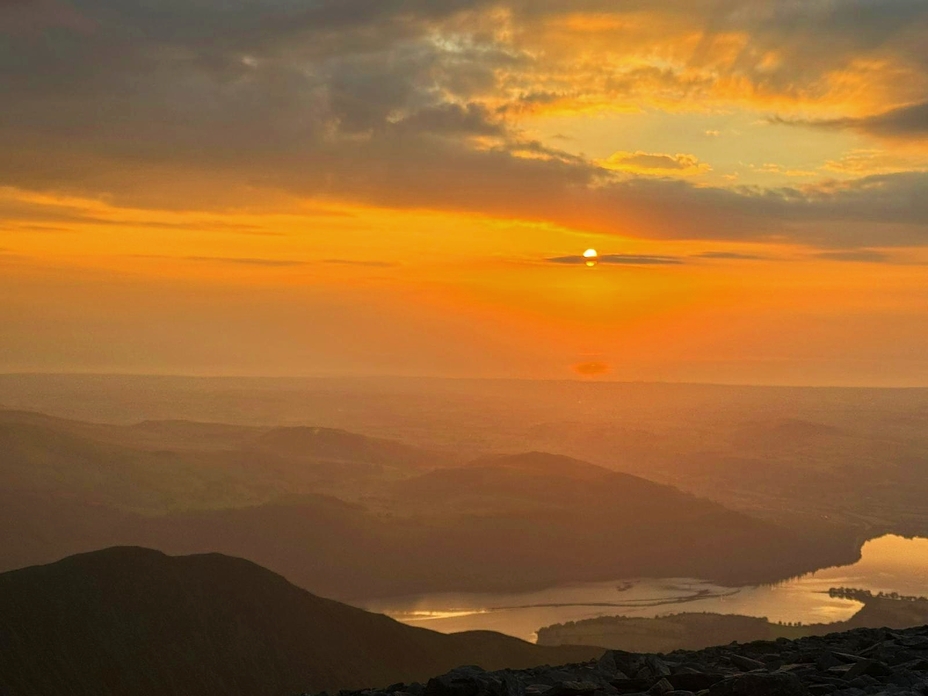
left=363, top=534, right=928, bottom=642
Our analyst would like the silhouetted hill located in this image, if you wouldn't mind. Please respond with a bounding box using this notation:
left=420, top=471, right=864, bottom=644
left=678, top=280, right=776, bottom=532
left=0, top=548, right=602, bottom=696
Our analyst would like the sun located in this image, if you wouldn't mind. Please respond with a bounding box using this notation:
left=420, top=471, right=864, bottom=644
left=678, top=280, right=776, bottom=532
left=583, top=249, right=598, bottom=267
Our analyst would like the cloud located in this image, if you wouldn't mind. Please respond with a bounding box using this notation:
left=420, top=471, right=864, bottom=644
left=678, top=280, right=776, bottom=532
left=858, top=101, right=928, bottom=138
left=547, top=253, right=685, bottom=266
left=600, top=151, right=711, bottom=176
left=322, top=259, right=399, bottom=268
left=184, top=256, right=309, bottom=267
left=131, top=254, right=397, bottom=268
left=2, top=0, right=928, bottom=250
left=695, top=251, right=765, bottom=260
left=813, top=249, right=890, bottom=263
left=391, top=103, right=506, bottom=137
left=129, top=255, right=309, bottom=267
left=773, top=101, right=928, bottom=139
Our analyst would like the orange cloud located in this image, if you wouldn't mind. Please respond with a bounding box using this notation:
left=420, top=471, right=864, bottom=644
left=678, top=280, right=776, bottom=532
left=600, top=152, right=711, bottom=176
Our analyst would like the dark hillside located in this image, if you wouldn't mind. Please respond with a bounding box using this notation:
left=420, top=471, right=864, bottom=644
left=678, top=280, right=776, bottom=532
left=0, top=548, right=601, bottom=696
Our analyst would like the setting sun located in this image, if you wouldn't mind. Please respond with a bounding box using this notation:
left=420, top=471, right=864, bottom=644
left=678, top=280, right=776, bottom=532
left=4, top=3, right=928, bottom=692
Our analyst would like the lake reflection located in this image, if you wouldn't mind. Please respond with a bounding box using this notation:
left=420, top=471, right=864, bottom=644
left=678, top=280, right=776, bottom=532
left=363, top=535, right=928, bottom=642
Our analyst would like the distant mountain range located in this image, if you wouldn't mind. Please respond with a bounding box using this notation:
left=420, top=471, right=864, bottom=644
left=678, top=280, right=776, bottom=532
left=0, top=409, right=861, bottom=599
left=0, top=548, right=602, bottom=696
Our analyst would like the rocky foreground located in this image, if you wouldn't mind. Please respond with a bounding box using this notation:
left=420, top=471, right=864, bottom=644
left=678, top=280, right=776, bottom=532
left=318, top=625, right=928, bottom=696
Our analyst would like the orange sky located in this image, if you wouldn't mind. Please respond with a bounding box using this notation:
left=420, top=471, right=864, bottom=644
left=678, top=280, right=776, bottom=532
left=2, top=1, right=928, bottom=385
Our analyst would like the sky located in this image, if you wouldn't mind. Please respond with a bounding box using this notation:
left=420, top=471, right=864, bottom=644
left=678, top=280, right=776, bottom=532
left=2, top=0, right=928, bottom=385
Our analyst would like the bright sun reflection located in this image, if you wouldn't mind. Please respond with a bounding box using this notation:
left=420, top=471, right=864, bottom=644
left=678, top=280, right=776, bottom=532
left=397, top=609, right=490, bottom=622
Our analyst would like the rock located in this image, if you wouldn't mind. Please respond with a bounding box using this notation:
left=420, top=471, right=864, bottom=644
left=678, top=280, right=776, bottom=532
left=806, top=686, right=835, bottom=696
left=647, top=679, right=673, bottom=695
left=830, top=653, right=866, bottom=664
left=843, top=660, right=893, bottom=681
left=897, top=636, right=928, bottom=650
left=815, top=654, right=845, bottom=671
left=729, top=655, right=766, bottom=672
left=604, top=652, right=647, bottom=679
left=708, top=672, right=808, bottom=696
left=319, top=623, right=928, bottom=696
left=425, top=666, right=513, bottom=696
left=548, top=682, right=600, bottom=696
left=611, top=678, right=651, bottom=693
left=646, top=657, right=672, bottom=678
left=597, top=653, right=628, bottom=678
left=666, top=674, right=725, bottom=692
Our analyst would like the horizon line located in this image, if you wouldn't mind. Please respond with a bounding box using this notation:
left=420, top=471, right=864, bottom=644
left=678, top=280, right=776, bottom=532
left=2, top=371, right=928, bottom=391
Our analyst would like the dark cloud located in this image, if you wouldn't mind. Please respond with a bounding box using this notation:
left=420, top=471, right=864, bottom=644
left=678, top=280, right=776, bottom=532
left=772, top=100, right=928, bottom=139
left=322, top=259, right=399, bottom=268
left=547, top=254, right=685, bottom=266
left=861, top=101, right=928, bottom=138
left=182, top=256, right=308, bottom=267
left=392, top=103, right=505, bottom=137
left=131, top=254, right=397, bottom=268
left=695, top=251, right=765, bottom=260
left=813, top=249, right=890, bottom=263
left=127, top=254, right=307, bottom=267
left=2, top=0, right=928, bottom=249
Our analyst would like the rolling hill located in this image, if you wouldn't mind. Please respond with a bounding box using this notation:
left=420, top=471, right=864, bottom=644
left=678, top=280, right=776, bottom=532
left=0, top=409, right=441, bottom=513
left=0, top=411, right=862, bottom=600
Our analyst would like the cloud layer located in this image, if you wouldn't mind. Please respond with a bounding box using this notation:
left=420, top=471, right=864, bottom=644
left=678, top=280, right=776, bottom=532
left=2, top=0, right=928, bottom=248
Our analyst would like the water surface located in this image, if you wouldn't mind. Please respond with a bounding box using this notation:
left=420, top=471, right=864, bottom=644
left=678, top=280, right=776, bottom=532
left=363, top=535, right=928, bottom=642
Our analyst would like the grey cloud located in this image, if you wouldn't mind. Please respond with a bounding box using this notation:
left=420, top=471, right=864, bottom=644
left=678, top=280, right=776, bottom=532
left=183, top=256, right=307, bottom=267
left=772, top=100, right=928, bottom=139
left=862, top=101, right=928, bottom=137
left=127, top=255, right=308, bottom=267
left=132, top=254, right=397, bottom=268
left=2, top=0, right=928, bottom=249
left=323, top=259, right=399, bottom=268
left=694, top=251, right=765, bottom=260
left=547, top=254, right=685, bottom=266
left=813, top=249, right=890, bottom=263
left=392, top=103, right=505, bottom=137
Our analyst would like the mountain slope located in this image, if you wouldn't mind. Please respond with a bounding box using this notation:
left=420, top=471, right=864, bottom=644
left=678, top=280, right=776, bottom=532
left=0, top=548, right=602, bottom=696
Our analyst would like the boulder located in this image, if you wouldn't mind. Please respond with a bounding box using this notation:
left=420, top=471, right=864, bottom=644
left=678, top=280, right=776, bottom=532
left=708, top=672, right=808, bottom=696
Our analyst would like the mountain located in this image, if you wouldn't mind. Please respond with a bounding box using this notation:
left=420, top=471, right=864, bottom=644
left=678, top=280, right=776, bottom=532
left=0, top=548, right=602, bottom=696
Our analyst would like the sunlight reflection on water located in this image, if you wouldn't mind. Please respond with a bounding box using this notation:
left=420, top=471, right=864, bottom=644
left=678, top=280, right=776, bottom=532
left=363, top=535, right=928, bottom=642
